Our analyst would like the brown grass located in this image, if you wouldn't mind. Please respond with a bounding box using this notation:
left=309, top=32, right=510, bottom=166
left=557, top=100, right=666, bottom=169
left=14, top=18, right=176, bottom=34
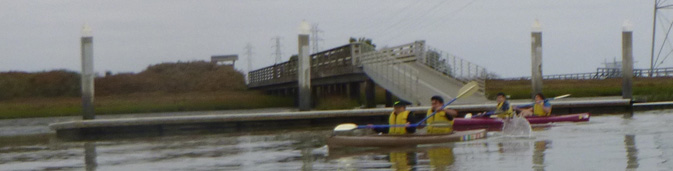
left=0, top=91, right=293, bottom=119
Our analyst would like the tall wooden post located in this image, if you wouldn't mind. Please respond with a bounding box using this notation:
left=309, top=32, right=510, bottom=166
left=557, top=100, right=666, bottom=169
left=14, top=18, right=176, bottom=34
left=622, top=20, right=634, bottom=118
left=81, top=24, right=95, bottom=120
left=298, top=21, right=311, bottom=111
left=531, top=20, right=543, bottom=98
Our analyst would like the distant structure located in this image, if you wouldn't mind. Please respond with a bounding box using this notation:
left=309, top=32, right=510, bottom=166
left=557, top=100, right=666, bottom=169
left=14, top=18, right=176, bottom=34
left=272, top=36, right=283, bottom=64
left=603, top=58, right=622, bottom=70
left=244, top=43, right=253, bottom=84
left=211, top=55, right=238, bottom=66
left=311, top=24, right=324, bottom=54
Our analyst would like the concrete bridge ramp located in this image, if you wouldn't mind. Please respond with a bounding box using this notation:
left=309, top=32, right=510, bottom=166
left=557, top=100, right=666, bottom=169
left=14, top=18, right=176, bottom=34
left=358, top=41, right=488, bottom=106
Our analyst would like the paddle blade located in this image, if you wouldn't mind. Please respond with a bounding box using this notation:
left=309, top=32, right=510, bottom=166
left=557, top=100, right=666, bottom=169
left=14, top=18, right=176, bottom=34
left=553, top=94, right=571, bottom=100
left=334, top=123, right=358, bottom=131
left=456, top=81, right=479, bottom=99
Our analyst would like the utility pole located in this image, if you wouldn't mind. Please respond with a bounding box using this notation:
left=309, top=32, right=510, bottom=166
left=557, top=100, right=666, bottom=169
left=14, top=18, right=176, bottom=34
left=650, top=0, right=673, bottom=76
left=272, top=36, right=283, bottom=64
left=310, top=24, right=323, bottom=54
left=244, top=43, right=253, bottom=84
left=651, top=0, right=658, bottom=77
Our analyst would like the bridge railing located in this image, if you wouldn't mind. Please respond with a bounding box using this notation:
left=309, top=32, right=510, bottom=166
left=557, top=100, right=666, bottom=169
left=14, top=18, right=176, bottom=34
left=356, top=41, right=422, bottom=66
left=248, top=43, right=374, bottom=88
left=422, top=45, right=487, bottom=92
left=635, top=67, right=673, bottom=77
left=503, top=67, right=673, bottom=80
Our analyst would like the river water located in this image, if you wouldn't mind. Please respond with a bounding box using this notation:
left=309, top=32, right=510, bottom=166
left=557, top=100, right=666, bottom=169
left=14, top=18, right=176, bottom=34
left=1, top=109, right=673, bottom=171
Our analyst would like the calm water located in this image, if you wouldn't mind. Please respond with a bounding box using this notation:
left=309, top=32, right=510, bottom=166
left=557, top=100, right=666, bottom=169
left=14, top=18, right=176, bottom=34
left=1, top=110, right=673, bottom=171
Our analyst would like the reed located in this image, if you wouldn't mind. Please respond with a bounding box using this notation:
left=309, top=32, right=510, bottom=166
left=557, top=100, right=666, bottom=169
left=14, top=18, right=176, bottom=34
left=486, top=78, right=673, bottom=101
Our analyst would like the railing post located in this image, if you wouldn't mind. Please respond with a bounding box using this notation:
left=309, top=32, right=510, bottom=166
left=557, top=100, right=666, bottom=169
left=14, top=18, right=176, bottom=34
left=467, top=63, right=471, bottom=79
left=452, top=55, right=456, bottom=77
left=460, top=59, right=464, bottom=78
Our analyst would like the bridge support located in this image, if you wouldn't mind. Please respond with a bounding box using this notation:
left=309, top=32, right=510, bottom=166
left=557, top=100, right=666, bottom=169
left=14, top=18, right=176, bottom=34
left=349, top=82, right=361, bottom=102
left=365, top=79, right=376, bottom=108
left=385, top=90, right=393, bottom=107
left=531, top=20, right=543, bottom=98
left=622, top=21, right=634, bottom=118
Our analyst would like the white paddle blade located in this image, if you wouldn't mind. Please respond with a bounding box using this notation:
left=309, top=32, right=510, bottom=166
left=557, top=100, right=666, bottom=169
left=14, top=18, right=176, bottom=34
left=456, top=81, right=479, bottom=99
left=465, top=113, right=473, bottom=119
left=553, top=94, right=571, bottom=100
left=334, top=123, right=358, bottom=131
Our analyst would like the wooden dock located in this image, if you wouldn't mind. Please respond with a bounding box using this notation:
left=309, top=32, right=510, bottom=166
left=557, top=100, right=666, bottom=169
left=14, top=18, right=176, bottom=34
left=50, top=98, right=673, bottom=140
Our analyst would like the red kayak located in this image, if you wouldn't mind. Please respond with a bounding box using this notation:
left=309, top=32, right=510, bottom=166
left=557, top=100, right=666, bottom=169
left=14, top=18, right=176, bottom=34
left=453, top=113, right=590, bottom=131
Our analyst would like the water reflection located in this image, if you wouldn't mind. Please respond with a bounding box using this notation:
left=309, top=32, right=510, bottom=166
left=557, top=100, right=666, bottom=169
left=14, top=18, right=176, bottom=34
left=426, top=147, right=454, bottom=170
left=532, top=140, right=549, bottom=171
left=624, top=135, right=639, bottom=169
left=84, top=142, right=97, bottom=171
left=389, top=151, right=415, bottom=170
left=4, top=112, right=673, bottom=170
left=327, top=145, right=456, bottom=170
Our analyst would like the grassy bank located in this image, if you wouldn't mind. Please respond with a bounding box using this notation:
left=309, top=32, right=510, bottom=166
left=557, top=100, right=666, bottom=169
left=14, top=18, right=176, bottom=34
left=0, top=91, right=293, bottom=119
left=486, top=78, right=673, bottom=101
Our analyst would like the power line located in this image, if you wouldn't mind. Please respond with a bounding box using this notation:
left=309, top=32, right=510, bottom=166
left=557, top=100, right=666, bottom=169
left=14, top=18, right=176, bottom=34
left=379, top=0, right=457, bottom=43
left=271, top=36, right=283, bottom=64
left=311, top=24, right=324, bottom=54
left=385, top=0, right=477, bottom=44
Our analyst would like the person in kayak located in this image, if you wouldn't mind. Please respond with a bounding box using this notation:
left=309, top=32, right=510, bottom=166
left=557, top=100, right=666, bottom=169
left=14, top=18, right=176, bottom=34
left=370, top=100, right=418, bottom=135
left=517, top=93, right=552, bottom=117
left=476, top=92, right=513, bottom=118
left=425, top=96, right=458, bottom=134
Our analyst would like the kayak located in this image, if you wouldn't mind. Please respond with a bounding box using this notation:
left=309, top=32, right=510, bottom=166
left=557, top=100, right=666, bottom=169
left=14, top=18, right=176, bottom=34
left=454, top=113, right=590, bottom=128
left=327, top=129, right=487, bottom=148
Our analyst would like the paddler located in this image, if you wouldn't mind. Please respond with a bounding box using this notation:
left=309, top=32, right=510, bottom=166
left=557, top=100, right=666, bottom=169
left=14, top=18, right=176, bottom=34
left=424, top=96, right=458, bottom=134
left=370, top=100, right=418, bottom=135
left=476, top=92, right=513, bottom=118
left=517, top=93, right=552, bottom=117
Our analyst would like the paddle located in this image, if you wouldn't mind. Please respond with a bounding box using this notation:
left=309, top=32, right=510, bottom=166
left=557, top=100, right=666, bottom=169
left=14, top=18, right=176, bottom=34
left=333, top=81, right=480, bottom=132
left=517, top=94, right=571, bottom=108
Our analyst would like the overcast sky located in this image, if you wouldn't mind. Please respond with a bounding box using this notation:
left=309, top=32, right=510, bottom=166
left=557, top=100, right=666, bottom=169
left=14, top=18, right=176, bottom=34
left=0, top=0, right=669, bottom=77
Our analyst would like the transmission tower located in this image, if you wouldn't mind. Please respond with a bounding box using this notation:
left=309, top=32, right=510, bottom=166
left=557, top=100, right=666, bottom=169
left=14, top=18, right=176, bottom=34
left=311, top=24, right=324, bottom=54
left=271, top=36, right=283, bottom=64
left=244, top=43, right=253, bottom=84
left=651, top=0, right=673, bottom=74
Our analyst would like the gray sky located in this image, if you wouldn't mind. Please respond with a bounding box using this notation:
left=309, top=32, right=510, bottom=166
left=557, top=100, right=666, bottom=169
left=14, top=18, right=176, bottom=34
left=0, top=0, right=668, bottom=77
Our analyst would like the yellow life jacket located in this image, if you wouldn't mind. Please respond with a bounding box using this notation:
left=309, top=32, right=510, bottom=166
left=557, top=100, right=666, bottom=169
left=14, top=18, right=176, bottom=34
left=388, top=111, right=411, bottom=135
left=495, top=102, right=513, bottom=118
left=426, top=109, right=453, bottom=134
left=533, top=103, right=551, bottom=116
